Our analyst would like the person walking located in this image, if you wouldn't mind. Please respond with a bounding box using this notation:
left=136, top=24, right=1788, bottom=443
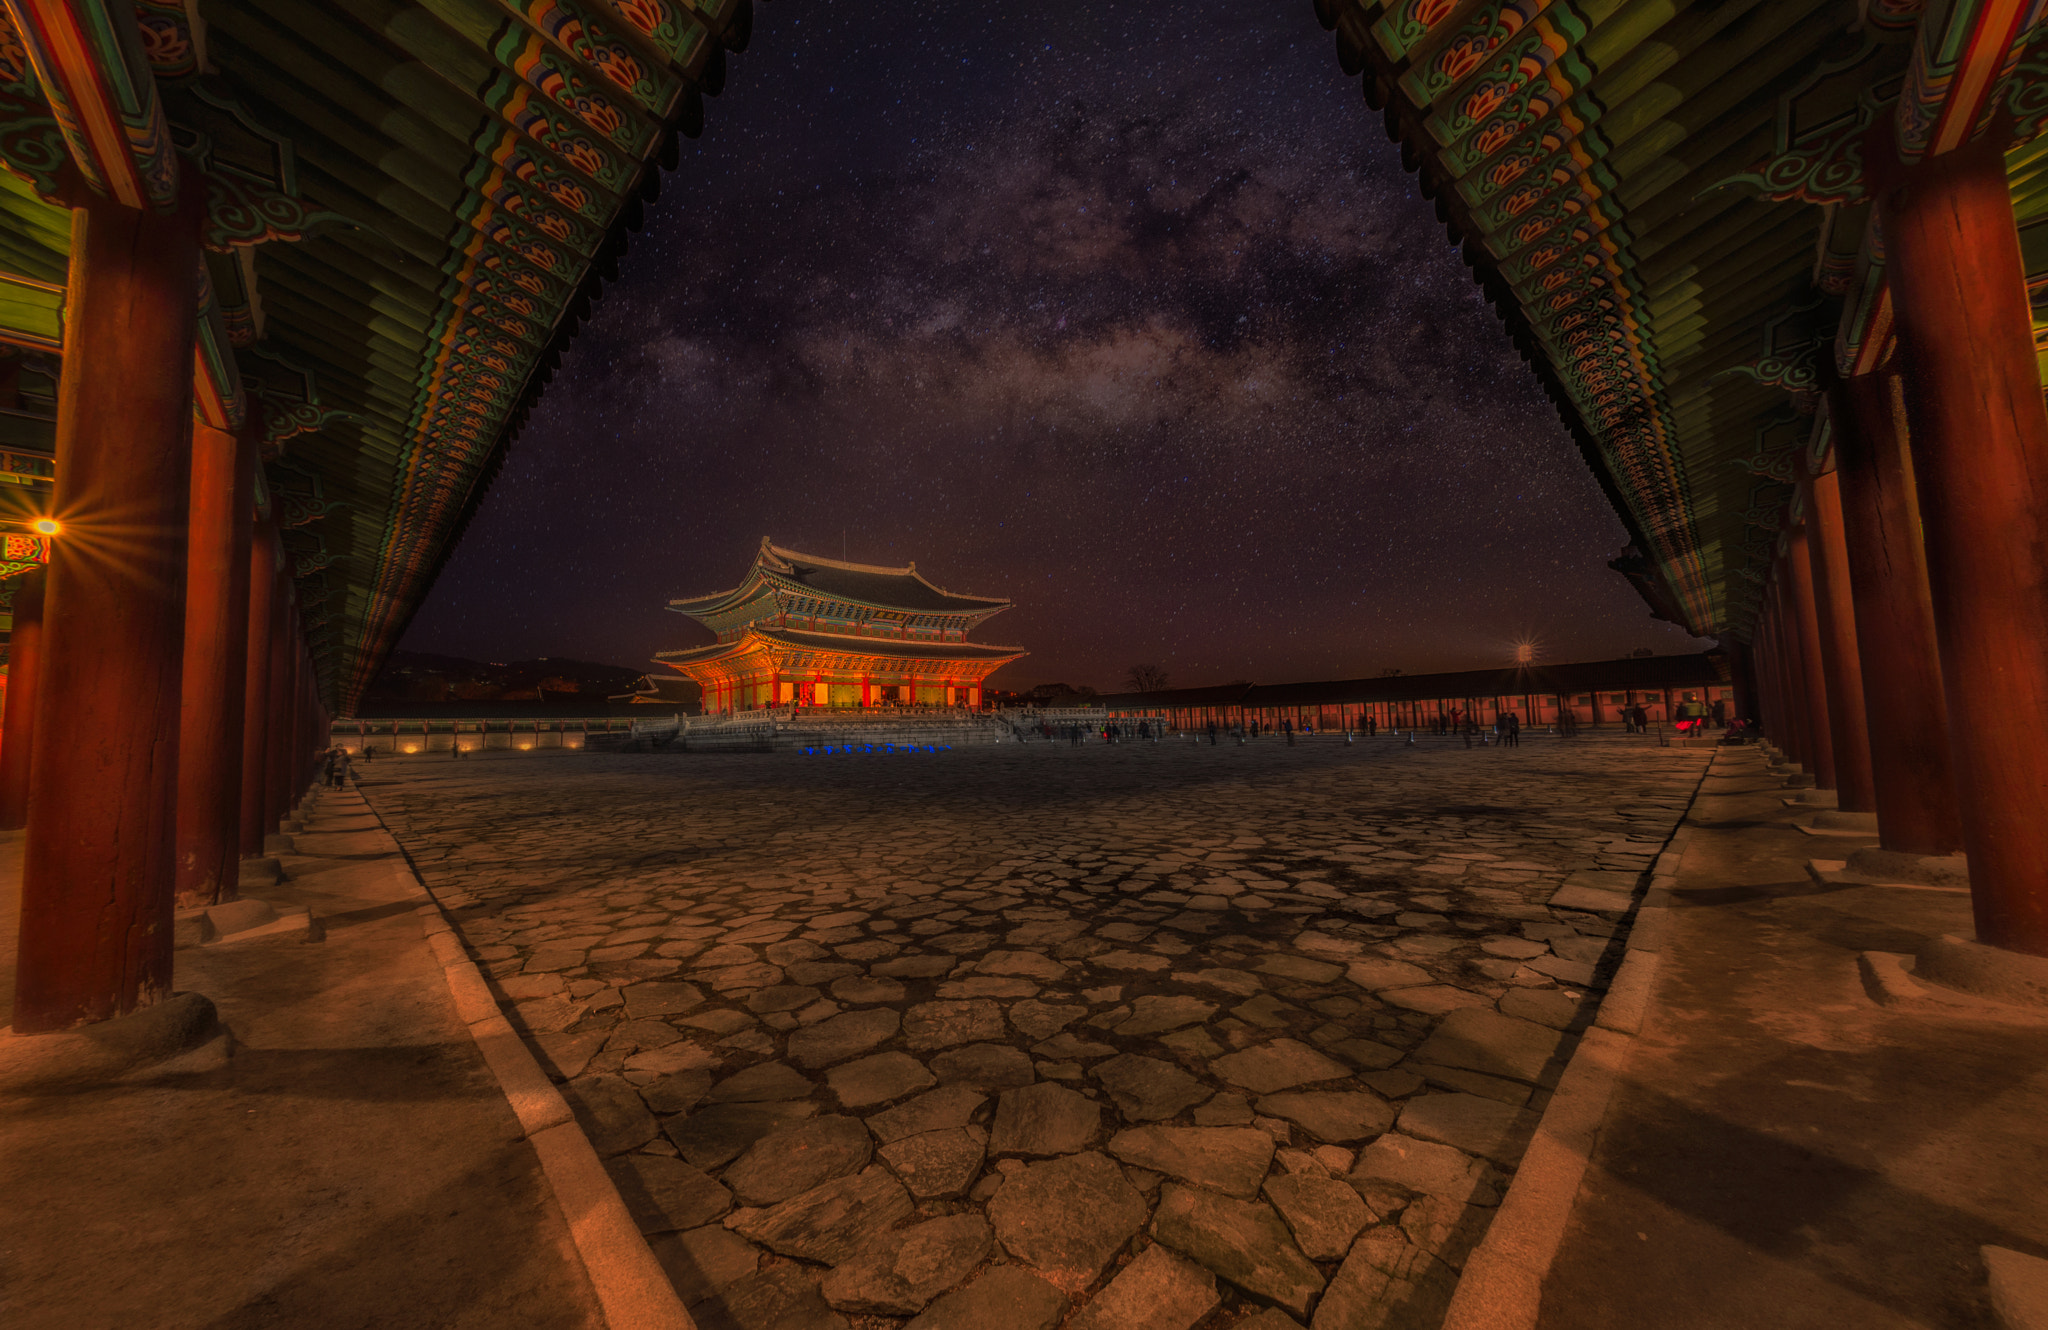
left=1507, top=712, right=1521, bottom=748
left=1283, top=717, right=1294, bottom=746
left=1207, top=719, right=1219, bottom=746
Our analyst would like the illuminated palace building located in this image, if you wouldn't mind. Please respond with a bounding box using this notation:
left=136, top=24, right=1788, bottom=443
left=655, top=540, right=1025, bottom=712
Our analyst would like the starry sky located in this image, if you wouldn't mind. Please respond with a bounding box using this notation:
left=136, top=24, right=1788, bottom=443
left=396, top=0, right=1711, bottom=693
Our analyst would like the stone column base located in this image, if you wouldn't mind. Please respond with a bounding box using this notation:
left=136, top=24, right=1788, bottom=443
left=0, top=992, right=232, bottom=1094
left=1917, top=934, right=2048, bottom=1007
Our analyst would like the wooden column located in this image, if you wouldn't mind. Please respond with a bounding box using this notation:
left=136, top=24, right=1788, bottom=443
left=1831, top=371, right=1963, bottom=853
left=174, top=418, right=255, bottom=906
left=0, top=566, right=48, bottom=829
left=238, top=517, right=277, bottom=856
left=1772, top=581, right=1812, bottom=766
left=1804, top=471, right=1878, bottom=810
left=1723, top=637, right=1756, bottom=726
left=1754, top=610, right=1780, bottom=744
left=1784, top=527, right=1837, bottom=788
left=262, top=581, right=293, bottom=833
left=15, top=183, right=202, bottom=1031
left=1883, top=129, right=2048, bottom=952
left=1760, top=591, right=1794, bottom=759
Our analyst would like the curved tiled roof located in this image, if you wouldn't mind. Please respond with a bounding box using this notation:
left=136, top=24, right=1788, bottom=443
left=1314, top=0, right=2048, bottom=642
left=654, top=623, right=1025, bottom=666
left=0, top=0, right=756, bottom=714
left=670, top=538, right=1013, bottom=617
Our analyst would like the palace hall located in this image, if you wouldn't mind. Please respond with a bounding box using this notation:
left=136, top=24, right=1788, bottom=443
left=653, top=539, right=1025, bottom=712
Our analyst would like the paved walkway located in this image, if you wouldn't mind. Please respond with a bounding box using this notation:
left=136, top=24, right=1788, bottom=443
left=361, top=732, right=1707, bottom=1329
left=0, top=786, right=603, bottom=1330
left=1538, top=748, right=2048, bottom=1330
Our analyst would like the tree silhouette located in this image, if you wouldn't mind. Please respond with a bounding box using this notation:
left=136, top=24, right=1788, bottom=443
left=1125, top=663, right=1171, bottom=692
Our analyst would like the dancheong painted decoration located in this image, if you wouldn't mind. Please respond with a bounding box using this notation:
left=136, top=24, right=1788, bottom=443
left=654, top=539, right=1025, bottom=713
left=0, top=0, right=751, bottom=713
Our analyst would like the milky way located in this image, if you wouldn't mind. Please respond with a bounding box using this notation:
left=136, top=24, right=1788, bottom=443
left=396, top=0, right=1710, bottom=693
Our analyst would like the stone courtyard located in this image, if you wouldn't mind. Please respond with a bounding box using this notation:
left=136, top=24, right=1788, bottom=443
left=358, top=733, right=1710, bottom=1330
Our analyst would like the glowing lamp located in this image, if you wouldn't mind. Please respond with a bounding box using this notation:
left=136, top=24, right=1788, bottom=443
left=32, top=517, right=59, bottom=536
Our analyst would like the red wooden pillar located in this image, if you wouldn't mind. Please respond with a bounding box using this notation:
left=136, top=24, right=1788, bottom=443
left=173, top=418, right=255, bottom=906
left=1804, top=471, right=1878, bottom=811
left=1784, top=528, right=1837, bottom=788
left=0, top=567, right=48, bottom=830
left=1883, top=129, right=2048, bottom=952
left=1754, top=607, right=1782, bottom=746
left=1766, top=610, right=1793, bottom=745
left=15, top=183, right=202, bottom=1031
left=1768, top=580, right=1808, bottom=764
left=238, top=518, right=278, bottom=856
left=1731, top=638, right=1759, bottom=726
left=292, top=633, right=307, bottom=790
left=1831, top=371, right=1963, bottom=853
left=262, top=582, right=293, bottom=833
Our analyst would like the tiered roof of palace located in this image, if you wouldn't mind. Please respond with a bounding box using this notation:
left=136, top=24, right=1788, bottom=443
left=669, top=540, right=1011, bottom=627
left=657, top=540, right=1023, bottom=669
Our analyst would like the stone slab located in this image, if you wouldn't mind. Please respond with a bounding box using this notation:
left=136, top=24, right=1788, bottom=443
left=988, top=1150, right=1148, bottom=1291
left=1255, top=1090, right=1395, bottom=1143
left=868, top=1084, right=988, bottom=1143
left=709, top=1061, right=816, bottom=1103
left=826, top=1051, right=936, bottom=1108
left=1210, top=1039, right=1352, bottom=1094
left=1264, top=1171, right=1369, bottom=1261
left=1396, top=1093, right=1538, bottom=1166
left=879, top=1125, right=987, bottom=1199
left=1411, top=1007, right=1570, bottom=1086
left=723, top=1115, right=873, bottom=1206
left=1066, top=1243, right=1219, bottom=1330
left=905, top=1265, right=1067, bottom=1330
left=786, top=1008, right=901, bottom=1069
left=664, top=1100, right=818, bottom=1171
left=1107, top=1125, right=1275, bottom=1198
left=903, top=999, right=1006, bottom=1051
left=990, top=1082, right=1101, bottom=1157
left=603, top=1154, right=733, bottom=1234
left=931, top=1042, right=1036, bottom=1090
left=1150, top=1183, right=1324, bottom=1317
left=1094, top=1053, right=1211, bottom=1122
left=819, top=1212, right=993, bottom=1315
left=727, top=1166, right=916, bottom=1265
left=1985, top=1244, right=2048, bottom=1330
left=1547, top=885, right=1635, bottom=914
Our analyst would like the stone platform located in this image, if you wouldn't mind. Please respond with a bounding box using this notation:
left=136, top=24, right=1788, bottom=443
left=0, top=788, right=606, bottom=1329
left=1530, top=748, right=2048, bottom=1330
left=359, top=732, right=1707, bottom=1329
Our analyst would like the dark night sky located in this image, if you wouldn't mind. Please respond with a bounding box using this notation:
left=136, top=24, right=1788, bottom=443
left=396, top=0, right=1711, bottom=692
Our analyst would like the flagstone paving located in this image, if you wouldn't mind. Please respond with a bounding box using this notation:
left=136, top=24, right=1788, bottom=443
left=357, top=734, right=1706, bottom=1330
